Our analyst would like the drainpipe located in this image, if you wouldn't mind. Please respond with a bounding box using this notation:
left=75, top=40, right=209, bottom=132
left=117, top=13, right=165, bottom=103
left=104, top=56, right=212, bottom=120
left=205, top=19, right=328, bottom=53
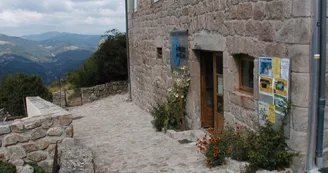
left=125, top=0, right=132, bottom=101
left=316, top=0, right=327, bottom=168
left=306, top=0, right=321, bottom=171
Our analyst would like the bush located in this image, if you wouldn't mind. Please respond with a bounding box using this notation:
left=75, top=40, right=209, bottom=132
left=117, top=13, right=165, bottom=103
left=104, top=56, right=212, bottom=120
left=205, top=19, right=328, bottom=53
left=151, top=66, right=190, bottom=132
left=196, top=124, right=248, bottom=168
left=197, top=119, right=298, bottom=173
left=244, top=122, right=298, bottom=172
left=25, top=162, right=46, bottom=173
left=0, top=161, right=16, bottom=173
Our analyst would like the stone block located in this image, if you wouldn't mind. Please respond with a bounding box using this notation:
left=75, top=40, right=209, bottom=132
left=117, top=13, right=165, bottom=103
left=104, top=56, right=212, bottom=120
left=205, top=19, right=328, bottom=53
left=60, top=138, right=75, bottom=151
left=191, top=30, right=226, bottom=52
left=223, top=51, right=238, bottom=73
left=53, top=114, right=73, bottom=126
left=290, top=153, right=306, bottom=173
left=10, top=122, right=24, bottom=133
left=31, top=128, right=47, bottom=141
left=286, top=129, right=307, bottom=152
left=9, top=158, right=24, bottom=166
left=283, top=0, right=292, bottom=18
left=41, top=117, right=53, bottom=129
left=228, top=5, right=237, bottom=20
left=290, top=73, right=310, bottom=108
left=20, top=165, right=34, bottom=173
left=288, top=45, right=310, bottom=73
left=259, top=21, right=274, bottom=42
left=233, top=20, right=246, bottom=36
left=275, top=18, right=310, bottom=44
left=264, top=1, right=284, bottom=20
left=59, top=147, right=94, bottom=173
left=265, top=43, right=287, bottom=58
left=292, top=0, right=311, bottom=17
left=291, top=106, right=308, bottom=132
left=245, top=20, right=259, bottom=38
left=3, top=133, right=29, bottom=146
left=0, top=150, right=6, bottom=161
left=237, top=3, right=252, bottom=20
left=38, top=159, right=53, bottom=173
left=0, top=125, right=11, bottom=135
left=36, top=139, right=50, bottom=150
left=230, top=104, right=246, bottom=123
left=223, top=68, right=239, bottom=92
left=24, top=119, right=41, bottom=130
left=47, top=127, right=63, bottom=136
left=229, top=91, right=257, bottom=111
left=27, top=151, right=47, bottom=162
left=7, top=146, right=26, bottom=159
left=66, top=125, right=74, bottom=138
left=22, top=143, right=38, bottom=153
left=253, top=2, right=265, bottom=21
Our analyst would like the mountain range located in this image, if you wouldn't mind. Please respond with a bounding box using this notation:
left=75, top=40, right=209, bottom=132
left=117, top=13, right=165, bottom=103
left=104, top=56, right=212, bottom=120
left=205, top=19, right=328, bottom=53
left=0, top=32, right=103, bottom=85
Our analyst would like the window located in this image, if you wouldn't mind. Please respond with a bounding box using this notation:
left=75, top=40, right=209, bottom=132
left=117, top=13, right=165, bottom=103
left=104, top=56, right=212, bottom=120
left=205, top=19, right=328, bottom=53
left=134, top=0, right=138, bottom=12
left=238, top=55, right=254, bottom=93
left=157, top=47, right=163, bottom=58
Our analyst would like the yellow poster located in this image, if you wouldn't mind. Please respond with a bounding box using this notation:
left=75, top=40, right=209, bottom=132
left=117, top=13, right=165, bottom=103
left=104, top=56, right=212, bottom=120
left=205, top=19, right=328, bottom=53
left=274, top=78, right=288, bottom=97
left=259, top=76, right=273, bottom=95
left=268, top=104, right=276, bottom=123
left=273, top=58, right=281, bottom=78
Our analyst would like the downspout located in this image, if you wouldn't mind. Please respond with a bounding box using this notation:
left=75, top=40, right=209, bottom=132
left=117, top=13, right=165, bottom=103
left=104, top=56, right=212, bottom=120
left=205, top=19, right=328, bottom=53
left=306, top=0, right=321, bottom=171
left=316, top=0, right=327, bottom=168
left=125, top=0, right=132, bottom=101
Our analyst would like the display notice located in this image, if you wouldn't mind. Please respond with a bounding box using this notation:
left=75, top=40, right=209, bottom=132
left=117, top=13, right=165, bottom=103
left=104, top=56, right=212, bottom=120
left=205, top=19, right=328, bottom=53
left=258, top=57, right=290, bottom=136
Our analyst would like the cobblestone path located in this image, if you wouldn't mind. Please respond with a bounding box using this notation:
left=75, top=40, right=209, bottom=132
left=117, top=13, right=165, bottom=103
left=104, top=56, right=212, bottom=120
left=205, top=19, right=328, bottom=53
left=69, top=94, right=227, bottom=173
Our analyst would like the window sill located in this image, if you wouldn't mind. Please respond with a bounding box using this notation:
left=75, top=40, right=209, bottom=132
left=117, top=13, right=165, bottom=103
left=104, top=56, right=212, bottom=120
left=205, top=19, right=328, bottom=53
left=232, top=89, right=254, bottom=99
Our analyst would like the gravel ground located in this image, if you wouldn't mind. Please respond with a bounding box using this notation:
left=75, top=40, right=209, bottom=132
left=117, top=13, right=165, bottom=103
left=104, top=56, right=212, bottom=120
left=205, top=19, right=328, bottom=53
left=69, top=94, right=228, bottom=173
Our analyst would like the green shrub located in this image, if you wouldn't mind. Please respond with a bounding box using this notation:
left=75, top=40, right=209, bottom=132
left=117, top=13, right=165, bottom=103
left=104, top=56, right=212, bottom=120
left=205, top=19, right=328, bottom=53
left=244, top=122, right=298, bottom=173
left=25, top=162, right=46, bottom=173
left=0, top=160, right=16, bottom=173
left=196, top=124, right=249, bottom=167
left=151, top=103, right=167, bottom=132
left=197, top=119, right=298, bottom=173
left=150, top=66, right=190, bottom=132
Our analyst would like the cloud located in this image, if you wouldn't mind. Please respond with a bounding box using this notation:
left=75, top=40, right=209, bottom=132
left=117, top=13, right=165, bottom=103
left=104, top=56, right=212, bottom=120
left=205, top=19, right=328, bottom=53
left=0, top=0, right=125, bottom=36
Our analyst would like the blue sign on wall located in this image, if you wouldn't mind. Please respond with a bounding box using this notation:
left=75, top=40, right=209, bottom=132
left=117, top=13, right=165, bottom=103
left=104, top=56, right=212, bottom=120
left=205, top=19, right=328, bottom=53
left=170, top=30, right=188, bottom=71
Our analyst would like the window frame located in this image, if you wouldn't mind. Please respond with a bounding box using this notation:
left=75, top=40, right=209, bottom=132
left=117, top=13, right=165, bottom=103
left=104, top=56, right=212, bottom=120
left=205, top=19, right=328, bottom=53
left=238, top=55, right=254, bottom=93
left=134, top=0, right=138, bottom=12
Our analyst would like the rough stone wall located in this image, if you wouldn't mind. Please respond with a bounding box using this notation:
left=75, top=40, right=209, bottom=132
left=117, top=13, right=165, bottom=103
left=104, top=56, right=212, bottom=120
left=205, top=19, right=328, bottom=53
left=128, top=0, right=313, bottom=172
left=0, top=98, right=74, bottom=172
left=52, top=91, right=66, bottom=108
left=81, top=81, right=128, bottom=104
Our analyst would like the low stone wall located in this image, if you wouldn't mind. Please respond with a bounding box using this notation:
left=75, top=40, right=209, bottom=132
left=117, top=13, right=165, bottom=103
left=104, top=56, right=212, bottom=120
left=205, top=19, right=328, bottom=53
left=52, top=91, right=66, bottom=108
left=0, top=97, right=74, bottom=172
left=81, top=81, right=127, bottom=103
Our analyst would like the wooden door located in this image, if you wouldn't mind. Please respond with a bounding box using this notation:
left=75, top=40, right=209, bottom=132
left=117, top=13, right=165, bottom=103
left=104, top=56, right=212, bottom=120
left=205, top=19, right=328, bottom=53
left=213, top=53, right=224, bottom=131
left=201, top=52, right=214, bottom=128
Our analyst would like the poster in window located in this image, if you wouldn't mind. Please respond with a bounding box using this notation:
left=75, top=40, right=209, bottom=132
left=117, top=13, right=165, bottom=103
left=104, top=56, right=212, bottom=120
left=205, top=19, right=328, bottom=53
left=218, top=76, right=223, bottom=95
left=259, top=76, right=273, bottom=95
left=259, top=57, right=273, bottom=77
left=274, top=94, right=288, bottom=115
left=258, top=101, right=268, bottom=126
left=272, top=58, right=281, bottom=78
left=274, top=78, right=288, bottom=97
left=268, top=104, right=276, bottom=124
left=280, top=58, right=290, bottom=80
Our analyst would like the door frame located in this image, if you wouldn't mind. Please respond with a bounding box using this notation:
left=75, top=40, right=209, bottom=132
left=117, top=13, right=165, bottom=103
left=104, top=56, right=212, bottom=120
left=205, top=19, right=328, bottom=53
left=200, top=51, right=224, bottom=130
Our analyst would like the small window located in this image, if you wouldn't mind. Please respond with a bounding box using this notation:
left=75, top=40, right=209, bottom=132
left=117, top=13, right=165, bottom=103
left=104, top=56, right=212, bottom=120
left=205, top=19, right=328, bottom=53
left=238, top=55, right=254, bottom=93
left=157, top=47, right=163, bottom=58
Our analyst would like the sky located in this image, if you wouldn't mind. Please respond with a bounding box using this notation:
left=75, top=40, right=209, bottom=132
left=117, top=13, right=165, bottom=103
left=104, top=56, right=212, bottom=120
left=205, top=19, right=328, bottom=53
left=0, top=0, right=126, bottom=36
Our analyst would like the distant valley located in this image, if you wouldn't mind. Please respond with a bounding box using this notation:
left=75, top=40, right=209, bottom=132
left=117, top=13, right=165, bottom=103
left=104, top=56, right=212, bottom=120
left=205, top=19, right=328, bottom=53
left=0, top=32, right=102, bottom=85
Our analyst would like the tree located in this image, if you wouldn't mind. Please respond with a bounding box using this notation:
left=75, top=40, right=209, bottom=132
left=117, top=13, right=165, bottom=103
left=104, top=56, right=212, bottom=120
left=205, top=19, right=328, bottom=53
left=0, top=73, right=52, bottom=116
left=67, top=29, right=127, bottom=88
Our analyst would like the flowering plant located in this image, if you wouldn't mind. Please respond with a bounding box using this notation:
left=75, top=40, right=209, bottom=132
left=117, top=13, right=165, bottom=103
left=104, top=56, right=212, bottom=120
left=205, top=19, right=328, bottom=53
left=151, top=66, right=191, bottom=132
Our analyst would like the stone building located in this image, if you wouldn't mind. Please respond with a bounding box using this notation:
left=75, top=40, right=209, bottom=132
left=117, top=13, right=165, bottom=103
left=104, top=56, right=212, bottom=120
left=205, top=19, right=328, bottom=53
left=127, top=0, right=325, bottom=172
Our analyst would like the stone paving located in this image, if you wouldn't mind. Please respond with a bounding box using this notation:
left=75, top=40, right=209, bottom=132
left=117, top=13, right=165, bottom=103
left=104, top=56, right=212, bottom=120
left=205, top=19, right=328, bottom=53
left=69, top=94, right=231, bottom=173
